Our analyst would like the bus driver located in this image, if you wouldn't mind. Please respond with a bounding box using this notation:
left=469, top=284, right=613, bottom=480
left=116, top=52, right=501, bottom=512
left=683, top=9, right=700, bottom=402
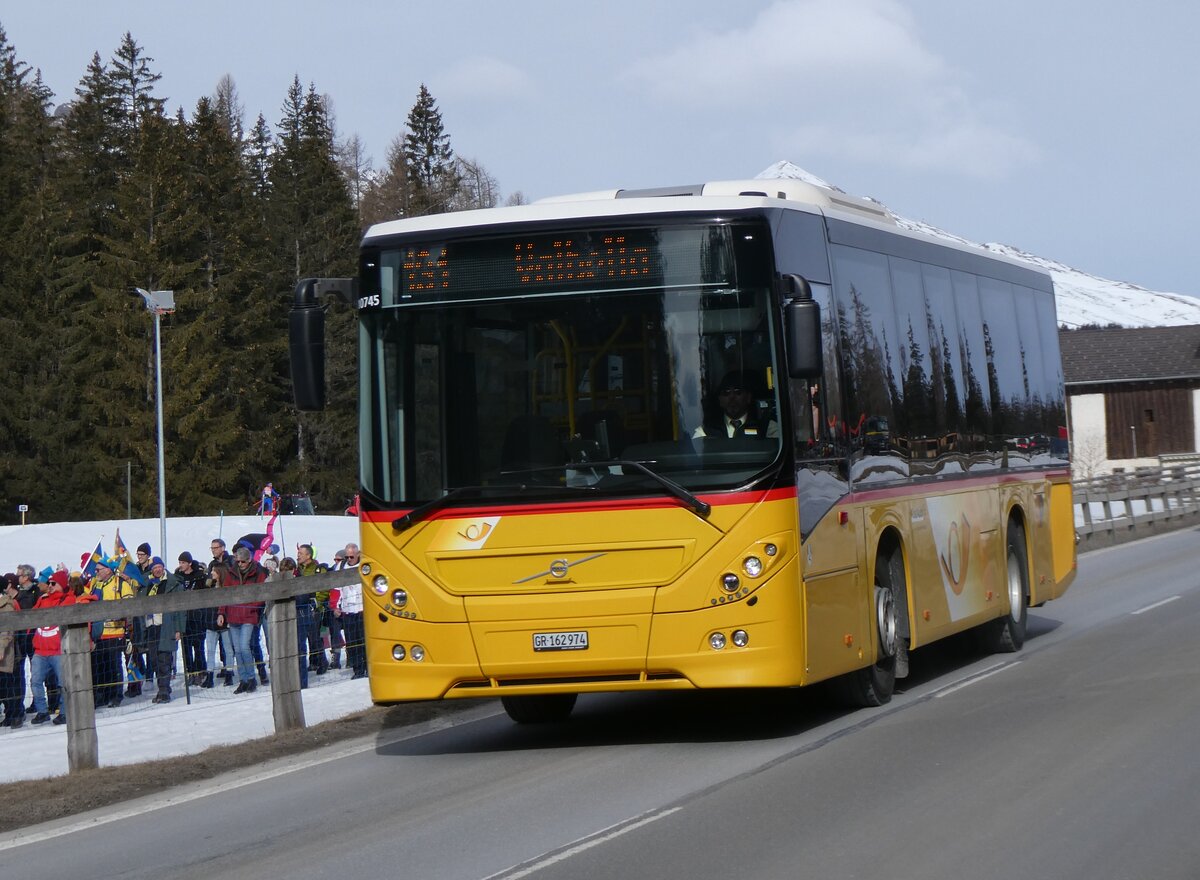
left=692, top=370, right=779, bottom=441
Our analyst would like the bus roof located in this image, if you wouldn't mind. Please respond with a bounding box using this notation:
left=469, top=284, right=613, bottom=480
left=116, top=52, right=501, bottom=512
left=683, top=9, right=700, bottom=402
left=361, top=179, right=1046, bottom=281
left=362, top=178, right=884, bottom=242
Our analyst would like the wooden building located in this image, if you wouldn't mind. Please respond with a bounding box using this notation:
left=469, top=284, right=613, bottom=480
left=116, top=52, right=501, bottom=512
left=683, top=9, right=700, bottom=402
left=1060, top=325, right=1200, bottom=474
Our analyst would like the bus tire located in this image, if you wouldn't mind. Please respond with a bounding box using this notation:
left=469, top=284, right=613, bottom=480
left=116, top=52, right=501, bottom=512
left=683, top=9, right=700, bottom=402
left=835, top=548, right=901, bottom=707
left=501, top=693, right=578, bottom=724
left=978, top=525, right=1029, bottom=653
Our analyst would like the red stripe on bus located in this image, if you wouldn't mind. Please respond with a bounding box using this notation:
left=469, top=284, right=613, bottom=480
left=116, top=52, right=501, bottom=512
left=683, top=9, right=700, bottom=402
left=361, top=486, right=796, bottom=523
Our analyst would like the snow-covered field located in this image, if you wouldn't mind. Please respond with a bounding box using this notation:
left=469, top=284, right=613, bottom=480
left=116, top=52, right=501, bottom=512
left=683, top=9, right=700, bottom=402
left=0, top=514, right=369, bottom=784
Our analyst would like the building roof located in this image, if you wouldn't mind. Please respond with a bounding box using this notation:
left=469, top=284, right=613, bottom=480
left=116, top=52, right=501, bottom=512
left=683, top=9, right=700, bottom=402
left=1059, top=324, right=1200, bottom=385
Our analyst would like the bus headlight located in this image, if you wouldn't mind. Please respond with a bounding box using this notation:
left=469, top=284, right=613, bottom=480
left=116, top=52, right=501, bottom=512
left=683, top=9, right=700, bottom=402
left=709, top=632, right=727, bottom=650
left=392, top=644, right=406, bottom=661
left=721, top=573, right=740, bottom=593
left=392, top=588, right=408, bottom=607
left=372, top=575, right=388, bottom=595
left=410, top=645, right=426, bottom=662
left=742, top=556, right=763, bottom=578
left=732, top=629, right=749, bottom=647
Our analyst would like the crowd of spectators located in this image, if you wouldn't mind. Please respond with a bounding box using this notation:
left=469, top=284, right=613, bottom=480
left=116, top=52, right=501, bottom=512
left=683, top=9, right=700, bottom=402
left=0, top=538, right=364, bottom=729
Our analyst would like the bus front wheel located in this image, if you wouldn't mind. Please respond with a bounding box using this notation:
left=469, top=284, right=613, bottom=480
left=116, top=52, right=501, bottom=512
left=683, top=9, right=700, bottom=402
left=501, top=693, right=578, bottom=724
left=835, top=549, right=902, bottom=707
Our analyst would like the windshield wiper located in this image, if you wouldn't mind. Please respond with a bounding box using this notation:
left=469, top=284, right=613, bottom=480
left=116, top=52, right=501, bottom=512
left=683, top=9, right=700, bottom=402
left=578, top=460, right=711, bottom=518
left=395, top=460, right=710, bottom=532
left=392, top=486, right=491, bottom=532
left=391, top=483, right=596, bottom=533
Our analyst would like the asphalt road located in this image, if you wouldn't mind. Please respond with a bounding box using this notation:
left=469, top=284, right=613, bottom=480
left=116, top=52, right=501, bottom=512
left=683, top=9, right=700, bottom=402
left=4, top=526, right=1198, bottom=879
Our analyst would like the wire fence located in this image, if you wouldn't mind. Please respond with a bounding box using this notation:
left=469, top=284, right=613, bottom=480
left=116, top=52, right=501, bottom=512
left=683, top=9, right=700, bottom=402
left=0, top=568, right=361, bottom=769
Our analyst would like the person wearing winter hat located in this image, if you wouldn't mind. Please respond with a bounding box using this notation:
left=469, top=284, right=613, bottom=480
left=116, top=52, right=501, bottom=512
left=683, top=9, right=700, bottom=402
left=29, top=570, right=75, bottom=725
left=133, top=556, right=173, bottom=697
left=123, top=543, right=156, bottom=698
left=175, top=552, right=208, bottom=684
left=91, top=558, right=134, bottom=709
left=147, top=557, right=184, bottom=704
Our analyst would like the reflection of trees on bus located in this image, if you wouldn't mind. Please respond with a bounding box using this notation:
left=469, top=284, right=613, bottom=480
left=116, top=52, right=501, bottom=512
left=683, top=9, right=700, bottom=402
left=826, top=249, right=1068, bottom=480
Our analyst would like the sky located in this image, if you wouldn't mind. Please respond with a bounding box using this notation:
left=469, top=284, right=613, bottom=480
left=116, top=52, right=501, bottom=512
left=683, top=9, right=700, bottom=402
left=3, top=1, right=1198, bottom=298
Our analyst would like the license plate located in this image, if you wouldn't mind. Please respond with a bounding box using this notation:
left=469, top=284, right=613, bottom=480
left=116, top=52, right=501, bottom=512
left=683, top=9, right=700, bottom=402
left=533, top=630, right=589, bottom=652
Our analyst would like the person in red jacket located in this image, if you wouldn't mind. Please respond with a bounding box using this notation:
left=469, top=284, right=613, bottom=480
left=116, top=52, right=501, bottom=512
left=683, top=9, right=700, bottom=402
left=29, top=570, right=75, bottom=725
left=217, top=546, right=267, bottom=694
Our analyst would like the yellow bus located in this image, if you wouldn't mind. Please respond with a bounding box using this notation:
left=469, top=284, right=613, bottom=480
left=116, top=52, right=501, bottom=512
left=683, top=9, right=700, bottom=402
left=290, top=179, right=1076, bottom=722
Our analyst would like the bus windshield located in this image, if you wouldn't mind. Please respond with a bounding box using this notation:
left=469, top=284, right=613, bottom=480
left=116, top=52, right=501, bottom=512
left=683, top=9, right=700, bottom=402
left=359, top=275, right=784, bottom=507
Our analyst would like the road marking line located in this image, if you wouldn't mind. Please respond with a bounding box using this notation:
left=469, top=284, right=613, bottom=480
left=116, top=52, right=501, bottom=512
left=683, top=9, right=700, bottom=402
left=483, top=806, right=683, bottom=879
left=933, top=661, right=1017, bottom=698
left=0, top=703, right=501, bottom=853
left=1131, top=595, right=1181, bottom=615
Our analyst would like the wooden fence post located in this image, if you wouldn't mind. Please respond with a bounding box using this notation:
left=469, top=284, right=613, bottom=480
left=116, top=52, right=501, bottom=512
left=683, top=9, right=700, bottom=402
left=266, top=598, right=305, bottom=733
left=61, top=623, right=98, bottom=772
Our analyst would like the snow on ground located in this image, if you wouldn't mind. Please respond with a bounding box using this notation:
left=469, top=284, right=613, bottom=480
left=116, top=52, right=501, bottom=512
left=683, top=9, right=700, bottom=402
left=0, top=667, right=375, bottom=783
left=0, top=514, right=369, bottom=784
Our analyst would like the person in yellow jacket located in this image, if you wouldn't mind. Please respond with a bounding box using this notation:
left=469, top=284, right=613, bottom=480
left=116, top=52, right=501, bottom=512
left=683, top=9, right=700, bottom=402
left=91, top=558, right=134, bottom=709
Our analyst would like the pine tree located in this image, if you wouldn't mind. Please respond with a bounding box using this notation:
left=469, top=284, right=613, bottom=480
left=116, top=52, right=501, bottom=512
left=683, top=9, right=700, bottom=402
left=264, top=78, right=359, bottom=505
left=0, top=35, right=523, bottom=521
left=245, top=113, right=272, bottom=204
left=36, top=51, right=133, bottom=518
left=108, top=33, right=165, bottom=155
left=402, top=84, right=457, bottom=215
left=0, top=28, right=58, bottom=522
left=162, top=96, right=281, bottom=513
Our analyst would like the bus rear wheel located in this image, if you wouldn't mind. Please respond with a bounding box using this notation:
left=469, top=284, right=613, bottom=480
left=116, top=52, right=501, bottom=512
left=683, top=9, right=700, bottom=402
left=836, top=549, right=902, bottom=707
left=501, top=693, right=578, bottom=724
left=978, top=526, right=1029, bottom=653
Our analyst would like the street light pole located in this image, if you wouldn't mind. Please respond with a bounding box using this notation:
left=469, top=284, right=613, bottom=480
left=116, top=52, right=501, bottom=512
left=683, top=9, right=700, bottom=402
left=135, top=288, right=175, bottom=560
left=153, top=306, right=166, bottom=557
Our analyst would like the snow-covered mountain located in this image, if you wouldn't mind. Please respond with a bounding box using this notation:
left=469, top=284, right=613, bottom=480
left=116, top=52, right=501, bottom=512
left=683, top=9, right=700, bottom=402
left=757, top=161, right=1200, bottom=328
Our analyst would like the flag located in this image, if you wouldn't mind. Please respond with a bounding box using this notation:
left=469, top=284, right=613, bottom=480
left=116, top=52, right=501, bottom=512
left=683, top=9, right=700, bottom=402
left=256, top=509, right=280, bottom=561
left=114, top=528, right=131, bottom=562
left=82, top=540, right=104, bottom=578
left=115, top=554, right=147, bottom=587
left=113, top=530, right=147, bottom=587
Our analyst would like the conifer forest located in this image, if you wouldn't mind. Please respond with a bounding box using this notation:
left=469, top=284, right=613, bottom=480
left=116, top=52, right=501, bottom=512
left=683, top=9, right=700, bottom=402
left=0, top=28, right=507, bottom=525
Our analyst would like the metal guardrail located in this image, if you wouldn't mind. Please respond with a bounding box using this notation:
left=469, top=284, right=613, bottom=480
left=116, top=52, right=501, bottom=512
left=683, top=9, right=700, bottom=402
left=1073, top=462, right=1200, bottom=548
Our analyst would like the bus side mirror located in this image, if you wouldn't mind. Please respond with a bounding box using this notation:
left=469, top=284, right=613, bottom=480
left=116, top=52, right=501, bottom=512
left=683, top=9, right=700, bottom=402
left=289, top=277, right=356, bottom=411
left=782, top=275, right=823, bottom=379
left=289, top=303, right=326, bottom=411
